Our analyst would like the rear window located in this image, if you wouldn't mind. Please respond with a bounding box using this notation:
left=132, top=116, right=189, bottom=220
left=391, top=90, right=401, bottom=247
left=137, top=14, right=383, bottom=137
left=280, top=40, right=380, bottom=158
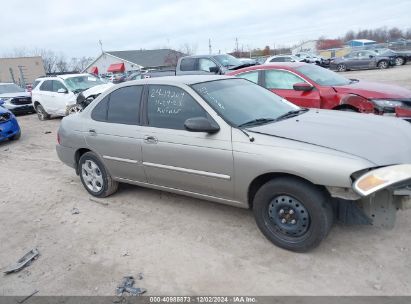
left=107, top=86, right=143, bottom=125
left=179, top=58, right=196, bottom=71
left=39, top=80, right=52, bottom=91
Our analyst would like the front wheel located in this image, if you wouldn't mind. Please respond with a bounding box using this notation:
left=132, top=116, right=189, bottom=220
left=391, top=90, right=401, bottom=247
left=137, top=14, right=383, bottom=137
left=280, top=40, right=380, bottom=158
left=36, top=104, right=50, bottom=121
left=78, top=152, right=118, bottom=197
left=377, top=60, right=389, bottom=69
left=336, top=64, right=347, bottom=72
left=395, top=57, right=405, bottom=66
left=253, top=177, right=334, bottom=252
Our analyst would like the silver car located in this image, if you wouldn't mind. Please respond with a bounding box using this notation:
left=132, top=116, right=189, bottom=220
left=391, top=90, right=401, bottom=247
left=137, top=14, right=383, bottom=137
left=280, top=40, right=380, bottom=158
left=57, top=75, right=411, bottom=252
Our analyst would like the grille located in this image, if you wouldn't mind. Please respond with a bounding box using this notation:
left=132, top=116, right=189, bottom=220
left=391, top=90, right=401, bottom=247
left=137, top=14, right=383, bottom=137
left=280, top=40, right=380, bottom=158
left=0, top=112, right=11, bottom=122
left=11, top=97, right=32, bottom=105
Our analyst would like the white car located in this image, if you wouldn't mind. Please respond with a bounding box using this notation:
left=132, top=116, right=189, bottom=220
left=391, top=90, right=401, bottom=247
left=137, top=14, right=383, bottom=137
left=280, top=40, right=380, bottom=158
left=31, top=74, right=108, bottom=120
left=264, top=55, right=305, bottom=64
left=294, top=52, right=323, bottom=64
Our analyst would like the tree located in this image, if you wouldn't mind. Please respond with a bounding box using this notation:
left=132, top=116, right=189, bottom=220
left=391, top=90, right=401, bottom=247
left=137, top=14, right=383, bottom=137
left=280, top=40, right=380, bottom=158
left=262, top=46, right=270, bottom=56
left=179, top=43, right=198, bottom=56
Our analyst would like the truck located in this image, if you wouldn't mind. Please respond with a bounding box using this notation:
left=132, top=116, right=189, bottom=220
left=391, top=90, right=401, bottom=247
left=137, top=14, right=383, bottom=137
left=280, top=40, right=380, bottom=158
left=140, top=54, right=257, bottom=79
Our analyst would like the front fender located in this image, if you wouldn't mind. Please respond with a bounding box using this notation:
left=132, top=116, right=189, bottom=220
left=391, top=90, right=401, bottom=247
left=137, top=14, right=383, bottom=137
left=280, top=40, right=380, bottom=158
left=339, top=94, right=374, bottom=113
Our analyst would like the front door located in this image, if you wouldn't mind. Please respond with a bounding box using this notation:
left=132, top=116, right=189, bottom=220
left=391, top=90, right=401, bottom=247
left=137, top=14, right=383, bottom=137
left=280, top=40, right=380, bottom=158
left=84, top=85, right=147, bottom=182
left=141, top=84, right=234, bottom=200
left=263, top=69, right=321, bottom=108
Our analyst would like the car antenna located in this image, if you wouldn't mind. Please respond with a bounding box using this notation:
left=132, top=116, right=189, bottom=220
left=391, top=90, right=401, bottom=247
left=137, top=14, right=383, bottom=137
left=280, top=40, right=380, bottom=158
left=239, top=128, right=255, bottom=142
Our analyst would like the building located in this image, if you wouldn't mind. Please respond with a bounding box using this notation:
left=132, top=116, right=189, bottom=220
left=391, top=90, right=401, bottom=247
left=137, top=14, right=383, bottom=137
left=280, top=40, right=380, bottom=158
left=84, top=49, right=185, bottom=75
left=345, top=39, right=377, bottom=47
left=0, top=56, right=45, bottom=86
left=291, top=40, right=318, bottom=55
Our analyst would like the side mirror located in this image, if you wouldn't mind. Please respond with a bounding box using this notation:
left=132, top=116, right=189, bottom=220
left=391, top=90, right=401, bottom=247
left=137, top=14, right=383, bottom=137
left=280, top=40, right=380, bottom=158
left=209, top=66, right=220, bottom=74
left=57, top=88, right=68, bottom=94
left=184, top=117, right=220, bottom=133
left=293, top=82, right=314, bottom=92
left=369, top=55, right=375, bottom=59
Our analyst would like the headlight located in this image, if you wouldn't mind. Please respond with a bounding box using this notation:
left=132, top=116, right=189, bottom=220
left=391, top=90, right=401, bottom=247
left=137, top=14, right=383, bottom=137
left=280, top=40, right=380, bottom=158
left=372, top=99, right=404, bottom=108
left=353, top=165, right=411, bottom=196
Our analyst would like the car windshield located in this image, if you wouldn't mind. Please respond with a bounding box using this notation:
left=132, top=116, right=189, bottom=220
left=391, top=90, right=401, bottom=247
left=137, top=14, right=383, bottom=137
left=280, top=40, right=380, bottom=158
left=191, top=79, right=300, bottom=127
left=0, top=83, right=25, bottom=94
left=213, top=55, right=243, bottom=67
left=296, top=64, right=351, bottom=86
left=64, top=75, right=106, bottom=93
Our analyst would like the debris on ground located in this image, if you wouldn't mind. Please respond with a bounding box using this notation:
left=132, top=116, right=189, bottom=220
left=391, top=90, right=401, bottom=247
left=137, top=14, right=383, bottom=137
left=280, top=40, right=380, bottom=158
left=17, top=290, right=39, bottom=304
left=4, top=249, right=40, bottom=274
left=116, top=276, right=146, bottom=296
left=89, top=197, right=109, bottom=206
left=44, top=131, right=52, bottom=134
left=71, top=207, right=80, bottom=215
left=137, top=272, right=143, bottom=280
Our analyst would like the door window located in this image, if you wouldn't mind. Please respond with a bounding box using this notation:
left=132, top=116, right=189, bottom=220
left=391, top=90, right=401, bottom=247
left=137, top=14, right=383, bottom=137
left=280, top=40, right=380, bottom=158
left=236, top=71, right=259, bottom=84
left=91, top=95, right=109, bottom=122
left=52, top=80, right=67, bottom=92
left=147, top=85, right=207, bottom=130
left=39, top=80, right=52, bottom=91
left=198, top=58, right=218, bottom=72
left=107, top=86, right=143, bottom=125
left=265, top=70, right=306, bottom=89
left=179, top=58, right=196, bottom=71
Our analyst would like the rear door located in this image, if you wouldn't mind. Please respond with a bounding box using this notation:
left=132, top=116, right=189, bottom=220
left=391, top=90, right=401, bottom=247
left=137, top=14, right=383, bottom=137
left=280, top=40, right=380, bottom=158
left=37, top=80, right=54, bottom=113
left=262, top=69, right=321, bottom=108
left=84, top=85, right=147, bottom=182
left=141, top=84, right=234, bottom=200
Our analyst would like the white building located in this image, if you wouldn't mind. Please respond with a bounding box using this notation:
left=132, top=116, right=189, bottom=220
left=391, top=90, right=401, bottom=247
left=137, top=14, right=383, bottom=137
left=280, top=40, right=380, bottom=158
left=291, top=40, right=318, bottom=55
left=84, top=49, right=184, bottom=75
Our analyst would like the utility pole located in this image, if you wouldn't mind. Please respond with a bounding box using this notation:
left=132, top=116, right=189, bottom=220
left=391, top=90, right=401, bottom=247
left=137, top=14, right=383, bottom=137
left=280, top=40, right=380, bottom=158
left=208, top=38, right=212, bottom=55
left=235, top=37, right=239, bottom=53
left=99, top=40, right=104, bottom=54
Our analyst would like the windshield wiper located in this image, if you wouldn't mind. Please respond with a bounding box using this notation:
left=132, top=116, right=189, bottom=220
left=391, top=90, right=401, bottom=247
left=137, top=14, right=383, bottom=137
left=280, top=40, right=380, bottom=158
left=275, top=108, right=309, bottom=121
left=73, top=89, right=85, bottom=94
left=237, top=118, right=276, bottom=128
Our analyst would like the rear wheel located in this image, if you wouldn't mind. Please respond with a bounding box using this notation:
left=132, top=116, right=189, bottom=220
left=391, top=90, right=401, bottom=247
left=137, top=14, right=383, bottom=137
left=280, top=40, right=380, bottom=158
left=78, top=152, right=118, bottom=197
left=253, top=177, right=334, bottom=252
left=336, top=64, right=347, bottom=72
left=35, top=104, right=50, bottom=120
left=377, top=60, right=389, bottom=69
left=395, top=57, right=405, bottom=66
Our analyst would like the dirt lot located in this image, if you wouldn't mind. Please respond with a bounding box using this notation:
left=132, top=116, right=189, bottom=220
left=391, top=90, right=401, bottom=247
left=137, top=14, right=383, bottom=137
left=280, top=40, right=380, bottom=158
left=1, top=66, right=411, bottom=296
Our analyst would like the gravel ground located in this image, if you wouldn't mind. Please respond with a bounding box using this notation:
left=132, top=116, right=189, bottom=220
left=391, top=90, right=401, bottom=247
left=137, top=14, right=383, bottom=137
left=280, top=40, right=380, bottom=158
left=1, top=66, right=411, bottom=296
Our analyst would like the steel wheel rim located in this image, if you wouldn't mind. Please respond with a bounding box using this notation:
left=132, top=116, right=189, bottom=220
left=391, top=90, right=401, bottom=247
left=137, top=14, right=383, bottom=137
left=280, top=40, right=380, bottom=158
left=395, top=58, right=403, bottom=65
left=380, top=61, right=388, bottom=68
left=267, top=195, right=310, bottom=237
left=337, top=64, right=345, bottom=72
left=81, top=159, right=104, bottom=193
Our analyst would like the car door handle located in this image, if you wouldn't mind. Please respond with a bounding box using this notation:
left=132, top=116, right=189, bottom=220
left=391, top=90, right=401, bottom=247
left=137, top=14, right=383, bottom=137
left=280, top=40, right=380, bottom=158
left=144, top=135, right=158, bottom=144
left=89, top=129, right=97, bottom=136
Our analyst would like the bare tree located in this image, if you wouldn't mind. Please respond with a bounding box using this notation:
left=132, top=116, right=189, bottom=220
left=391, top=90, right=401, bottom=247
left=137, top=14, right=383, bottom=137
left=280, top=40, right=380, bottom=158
left=179, top=43, right=198, bottom=56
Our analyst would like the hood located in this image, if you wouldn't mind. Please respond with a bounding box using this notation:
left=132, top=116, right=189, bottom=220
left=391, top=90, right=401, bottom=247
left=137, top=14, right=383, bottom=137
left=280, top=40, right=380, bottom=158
left=82, top=83, right=114, bottom=98
left=249, top=109, right=411, bottom=165
left=333, top=80, right=411, bottom=100
left=0, top=92, right=30, bottom=99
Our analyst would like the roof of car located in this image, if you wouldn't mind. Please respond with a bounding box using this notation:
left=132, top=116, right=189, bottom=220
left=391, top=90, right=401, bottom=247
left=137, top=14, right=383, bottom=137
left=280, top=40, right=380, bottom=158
left=228, top=62, right=308, bottom=74
left=35, top=73, right=93, bottom=81
left=129, top=75, right=235, bottom=85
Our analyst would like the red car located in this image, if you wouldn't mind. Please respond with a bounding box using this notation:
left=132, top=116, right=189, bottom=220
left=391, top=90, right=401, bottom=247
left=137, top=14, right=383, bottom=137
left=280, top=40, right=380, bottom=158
left=227, top=63, right=411, bottom=122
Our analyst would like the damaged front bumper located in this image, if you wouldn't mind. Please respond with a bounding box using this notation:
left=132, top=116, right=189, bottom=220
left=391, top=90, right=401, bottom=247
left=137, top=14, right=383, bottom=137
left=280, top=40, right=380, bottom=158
left=329, top=165, right=411, bottom=228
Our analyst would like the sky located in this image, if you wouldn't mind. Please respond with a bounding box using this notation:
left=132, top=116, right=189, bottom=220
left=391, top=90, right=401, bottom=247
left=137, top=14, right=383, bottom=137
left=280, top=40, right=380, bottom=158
left=1, top=0, right=410, bottom=59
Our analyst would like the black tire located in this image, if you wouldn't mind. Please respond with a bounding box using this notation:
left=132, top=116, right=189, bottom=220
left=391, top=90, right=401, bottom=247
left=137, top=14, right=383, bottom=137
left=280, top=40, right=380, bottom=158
left=9, top=131, right=21, bottom=140
left=336, top=64, right=347, bottom=72
left=395, top=57, right=405, bottom=66
left=35, top=104, right=50, bottom=121
left=253, top=177, right=334, bottom=252
left=78, top=152, right=118, bottom=197
left=338, top=108, right=357, bottom=112
left=377, top=60, right=389, bottom=69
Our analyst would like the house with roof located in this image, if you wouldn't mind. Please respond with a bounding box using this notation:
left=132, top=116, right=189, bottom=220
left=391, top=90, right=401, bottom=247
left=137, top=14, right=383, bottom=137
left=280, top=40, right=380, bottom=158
left=345, top=39, right=377, bottom=47
left=84, top=49, right=185, bottom=75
